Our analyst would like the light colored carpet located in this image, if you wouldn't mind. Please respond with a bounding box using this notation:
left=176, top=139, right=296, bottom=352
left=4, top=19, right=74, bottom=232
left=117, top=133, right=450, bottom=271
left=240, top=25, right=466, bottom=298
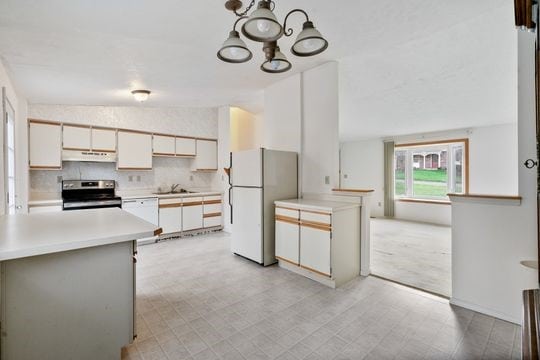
left=371, top=218, right=452, bottom=297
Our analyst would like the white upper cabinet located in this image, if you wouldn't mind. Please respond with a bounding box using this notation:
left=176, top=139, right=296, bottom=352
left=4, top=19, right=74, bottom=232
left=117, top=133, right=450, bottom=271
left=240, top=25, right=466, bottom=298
left=192, top=140, right=217, bottom=171
left=29, top=121, right=62, bottom=169
left=175, top=137, right=196, bottom=157
left=153, top=135, right=176, bottom=156
left=62, top=125, right=91, bottom=151
left=117, top=131, right=153, bottom=170
left=91, top=128, right=116, bottom=152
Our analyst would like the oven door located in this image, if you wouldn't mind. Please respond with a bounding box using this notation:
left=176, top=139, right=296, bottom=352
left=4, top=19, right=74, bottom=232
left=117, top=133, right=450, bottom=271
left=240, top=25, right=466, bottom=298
left=63, top=199, right=122, bottom=211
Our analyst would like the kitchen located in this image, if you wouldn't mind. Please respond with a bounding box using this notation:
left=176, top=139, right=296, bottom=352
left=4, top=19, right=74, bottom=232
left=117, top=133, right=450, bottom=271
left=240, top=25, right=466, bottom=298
left=0, top=1, right=533, bottom=359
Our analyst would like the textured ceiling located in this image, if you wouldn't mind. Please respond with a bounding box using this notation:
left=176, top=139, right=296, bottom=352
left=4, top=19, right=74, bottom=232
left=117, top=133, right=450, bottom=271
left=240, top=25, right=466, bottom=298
left=0, top=1, right=515, bottom=138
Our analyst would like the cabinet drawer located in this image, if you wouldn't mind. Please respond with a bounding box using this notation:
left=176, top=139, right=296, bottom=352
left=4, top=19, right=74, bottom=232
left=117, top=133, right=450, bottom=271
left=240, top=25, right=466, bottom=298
left=203, top=215, right=222, bottom=228
left=204, top=203, right=222, bottom=214
left=276, top=207, right=299, bottom=219
left=183, top=197, right=203, bottom=206
left=300, top=211, right=331, bottom=226
left=203, top=195, right=222, bottom=204
left=159, top=198, right=183, bottom=207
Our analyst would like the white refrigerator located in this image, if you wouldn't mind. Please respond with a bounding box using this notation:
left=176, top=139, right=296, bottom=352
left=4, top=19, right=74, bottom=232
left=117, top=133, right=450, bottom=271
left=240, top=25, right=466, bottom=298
left=230, top=148, right=298, bottom=266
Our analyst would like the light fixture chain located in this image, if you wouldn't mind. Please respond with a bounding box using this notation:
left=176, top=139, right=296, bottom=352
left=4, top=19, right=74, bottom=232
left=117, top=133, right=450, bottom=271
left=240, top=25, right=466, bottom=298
left=234, top=0, right=256, bottom=17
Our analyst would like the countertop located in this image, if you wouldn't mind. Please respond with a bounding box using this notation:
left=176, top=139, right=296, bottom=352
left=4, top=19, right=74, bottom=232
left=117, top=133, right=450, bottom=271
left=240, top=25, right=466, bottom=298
left=275, top=198, right=361, bottom=212
left=28, top=189, right=223, bottom=206
left=0, top=208, right=157, bottom=261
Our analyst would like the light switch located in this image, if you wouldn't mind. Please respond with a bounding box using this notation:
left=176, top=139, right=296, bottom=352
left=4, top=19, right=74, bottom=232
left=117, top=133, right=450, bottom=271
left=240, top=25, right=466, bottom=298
left=324, top=176, right=330, bottom=185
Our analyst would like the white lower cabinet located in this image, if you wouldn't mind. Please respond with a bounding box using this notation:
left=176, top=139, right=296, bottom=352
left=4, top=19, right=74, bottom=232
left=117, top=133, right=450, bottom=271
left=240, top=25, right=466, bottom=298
left=182, top=197, right=203, bottom=231
left=274, top=200, right=361, bottom=288
left=159, top=198, right=182, bottom=234
left=28, top=205, right=63, bottom=213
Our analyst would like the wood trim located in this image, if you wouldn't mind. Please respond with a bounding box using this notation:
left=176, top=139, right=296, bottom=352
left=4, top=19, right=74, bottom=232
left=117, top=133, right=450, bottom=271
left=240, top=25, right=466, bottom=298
left=30, top=165, right=62, bottom=170
left=153, top=133, right=176, bottom=138
left=159, top=203, right=182, bottom=209
left=63, top=123, right=91, bottom=129
left=275, top=206, right=301, bottom=212
left=332, top=188, right=374, bottom=193
left=183, top=201, right=203, bottom=207
left=515, top=0, right=526, bottom=27
left=447, top=193, right=522, bottom=201
left=63, top=147, right=91, bottom=152
left=203, top=200, right=222, bottom=205
left=91, top=149, right=116, bottom=153
left=299, top=264, right=331, bottom=278
left=300, top=209, right=331, bottom=216
left=395, top=138, right=469, bottom=148
left=275, top=215, right=300, bottom=225
left=300, top=221, right=331, bottom=232
left=175, top=154, right=196, bottom=157
left=117, top=167, right=153, bottom=171
left=28, top=119, right=62, bottom=126
left=153, top=152, right=176, bottom=157
left=398, top=198, right=451, bottom=205
left=195, top=137, right=218, bottom=142
left=175, top=135, right=198, bottom=140
left=195, top=169, right=218, bottom=172
left=117, top=129, right=152, bottom=135
left=276, top=256, right=299, bottom=266
left=91, top=126, right=117, bottom=131
left=203, top=212, right=222, bottom=218
left=153, top=228, right=163, bottom=236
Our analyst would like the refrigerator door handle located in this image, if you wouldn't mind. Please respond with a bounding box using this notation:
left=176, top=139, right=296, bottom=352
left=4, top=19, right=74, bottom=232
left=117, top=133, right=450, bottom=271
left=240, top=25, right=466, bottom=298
left=229, top=186, right=233, bottom=224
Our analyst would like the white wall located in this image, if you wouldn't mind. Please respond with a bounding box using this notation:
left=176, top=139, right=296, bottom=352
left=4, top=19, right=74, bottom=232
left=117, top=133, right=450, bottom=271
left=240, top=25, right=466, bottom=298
left=340, top=123, right=519, bottom=224
left=27, top=104, right=218, bottom=196
left=450, top=31, right=538, bottom=324
left=340, top=140, right=384, bottom=217
left=214, top=107, right=232, bottom=232
left=302, top=62, right=340, bottom=194
left=0, top=59, right=28, bottom=215
left=230, top=107, right=262, bottom=152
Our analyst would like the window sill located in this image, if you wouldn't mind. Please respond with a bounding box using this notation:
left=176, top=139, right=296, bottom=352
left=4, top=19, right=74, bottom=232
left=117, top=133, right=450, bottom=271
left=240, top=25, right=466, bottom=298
left=397, top=198, right=451, bottom=205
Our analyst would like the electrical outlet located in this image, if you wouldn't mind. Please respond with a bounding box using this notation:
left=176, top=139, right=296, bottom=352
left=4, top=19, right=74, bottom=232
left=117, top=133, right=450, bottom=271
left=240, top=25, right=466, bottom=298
left=343, top=174, right=348, bottom=179
left=136, top=175, right=141, bottom=182
left=324, top=176, right=330, bottom=185
left=190, top=175, right=194, bottom=181
left=57, top=176, right=63, bottom=183
left=128, top=175, right=133, bottom=182
left=378, top=202, right=382, bottom=207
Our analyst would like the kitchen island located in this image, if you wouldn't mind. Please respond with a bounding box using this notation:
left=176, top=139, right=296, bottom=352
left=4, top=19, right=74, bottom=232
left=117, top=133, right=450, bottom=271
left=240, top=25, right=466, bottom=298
left=0, top=208, right=157, bottom=360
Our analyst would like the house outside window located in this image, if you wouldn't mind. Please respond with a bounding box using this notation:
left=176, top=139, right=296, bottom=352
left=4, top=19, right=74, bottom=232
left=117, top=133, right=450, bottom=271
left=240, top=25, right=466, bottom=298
left=394, top=140, right=468, bottom=200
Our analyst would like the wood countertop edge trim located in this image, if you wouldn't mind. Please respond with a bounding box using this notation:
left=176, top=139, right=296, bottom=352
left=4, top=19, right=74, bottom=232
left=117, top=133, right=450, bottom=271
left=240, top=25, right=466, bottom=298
left=332, top=188, right=375, bottom=193
left=447, top=193, right=522, bottom=201
left=397, top=198, right=451, bottom=205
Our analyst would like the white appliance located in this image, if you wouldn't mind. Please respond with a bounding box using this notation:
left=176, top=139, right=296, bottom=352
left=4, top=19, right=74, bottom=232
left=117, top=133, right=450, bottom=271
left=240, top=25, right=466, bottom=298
left=62, top=149, right=116, bottom=162
left=231, top=148, right=298, bottom=266
left=122, top=198, right=159, bottom=244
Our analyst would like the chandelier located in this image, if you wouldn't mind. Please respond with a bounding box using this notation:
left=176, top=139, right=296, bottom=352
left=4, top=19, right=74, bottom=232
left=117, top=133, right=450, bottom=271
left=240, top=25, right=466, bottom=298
left=217, top=0, right=329, bottom=74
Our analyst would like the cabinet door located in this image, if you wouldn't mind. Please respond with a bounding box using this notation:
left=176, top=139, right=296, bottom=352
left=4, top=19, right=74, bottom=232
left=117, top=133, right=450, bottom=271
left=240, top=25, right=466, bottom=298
left=276, top=220, right=300, bottom=265
left=28, top=205, right=63, bottom=213
left=159, top=206, right=182, bottom=234
left=194, top=140, right=217, bottom=170
left=63, top=125, right=91, bottom=151
left=153, top=135, right=176, bottom=156
left=300, top=225, right=331, bottom=277
left=182, top=197, right=203, bottom=231
left=117, top=131, right=152, bottom=170
left=175, top=137, right=196, bottom=157
left=91, top=128, right=116, bottom=152
left=29, top=121, right=62, bottom=169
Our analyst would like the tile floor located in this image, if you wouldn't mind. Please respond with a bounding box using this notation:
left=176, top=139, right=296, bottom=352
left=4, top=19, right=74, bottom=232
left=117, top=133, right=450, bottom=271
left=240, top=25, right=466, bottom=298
left=371, top=218, right=452, bottom=297
left=122, top=232, right=520, bottom=360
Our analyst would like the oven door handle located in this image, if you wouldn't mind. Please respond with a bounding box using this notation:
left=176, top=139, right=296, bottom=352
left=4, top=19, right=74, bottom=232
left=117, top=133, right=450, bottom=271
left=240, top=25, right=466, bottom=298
left=63, top=200, right=122, bottom=209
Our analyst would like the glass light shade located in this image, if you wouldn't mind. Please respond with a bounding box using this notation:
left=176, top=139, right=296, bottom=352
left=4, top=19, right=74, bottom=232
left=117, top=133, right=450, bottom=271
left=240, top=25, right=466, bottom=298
left=131, top=90, right=151, bottom=102
left=242, top=1, right=283, bottom=42
left=261, top=48, right=291, bottom=73
left=217, top=31, right=253, bottom=63
left=291, top=21, right=328, bottom=57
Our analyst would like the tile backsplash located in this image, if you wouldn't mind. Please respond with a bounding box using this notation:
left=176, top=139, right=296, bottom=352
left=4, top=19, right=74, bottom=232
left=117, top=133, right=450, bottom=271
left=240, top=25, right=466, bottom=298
left=30, top=157, right=215, bottom=194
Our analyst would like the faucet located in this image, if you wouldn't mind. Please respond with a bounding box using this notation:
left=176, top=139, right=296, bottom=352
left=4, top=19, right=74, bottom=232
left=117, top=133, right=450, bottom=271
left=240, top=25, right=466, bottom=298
left=171, top=184, right=181, bottom=193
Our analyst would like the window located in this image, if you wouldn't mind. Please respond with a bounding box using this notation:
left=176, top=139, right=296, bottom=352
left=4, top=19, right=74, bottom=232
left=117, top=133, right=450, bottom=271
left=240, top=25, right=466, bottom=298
left=394, top=140, right=468, bottom=200
left=3, top=93, right=16, bottom=214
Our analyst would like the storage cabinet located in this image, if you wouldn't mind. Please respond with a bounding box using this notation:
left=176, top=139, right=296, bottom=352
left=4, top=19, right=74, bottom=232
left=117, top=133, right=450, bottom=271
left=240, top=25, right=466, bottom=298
left=182, top=197, right=203, bottom=231
left=176, top=137, right=196, bottom=157
left=274, top=200, right=361, bottom=288
left=159, top=198, right=182, bottom=234
left=29, top=121, right=62, bottom=169
left=153, top=135, right=176, bottom=156
left=91, top=128, right=116, bottom=152
left=63, top=125, right=91, bottom=151
left=203, top=195, right=222, bottom=229
left=192, top=140, right=217, bottom=171
left=117, top=131, right=153, bottom=170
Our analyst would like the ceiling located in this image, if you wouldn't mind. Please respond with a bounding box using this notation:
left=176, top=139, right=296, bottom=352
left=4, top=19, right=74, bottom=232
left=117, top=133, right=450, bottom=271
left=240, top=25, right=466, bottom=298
left=0, top=0, right=514, bottom=137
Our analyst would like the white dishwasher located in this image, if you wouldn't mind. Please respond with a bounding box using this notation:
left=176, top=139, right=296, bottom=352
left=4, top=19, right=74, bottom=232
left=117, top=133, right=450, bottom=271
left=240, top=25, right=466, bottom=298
left=122, top=198, right=159, bottom=244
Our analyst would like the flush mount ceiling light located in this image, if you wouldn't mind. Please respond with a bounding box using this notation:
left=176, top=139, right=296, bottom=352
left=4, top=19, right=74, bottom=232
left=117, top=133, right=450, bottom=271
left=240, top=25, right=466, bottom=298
left=131, top=90, right=151, bottom=102
left=218, top=0, right=328, bottom=73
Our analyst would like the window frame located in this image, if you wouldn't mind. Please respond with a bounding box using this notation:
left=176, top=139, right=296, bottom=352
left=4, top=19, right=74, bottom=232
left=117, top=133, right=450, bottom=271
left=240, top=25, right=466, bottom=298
left=394, top=138, right=469, bottom=201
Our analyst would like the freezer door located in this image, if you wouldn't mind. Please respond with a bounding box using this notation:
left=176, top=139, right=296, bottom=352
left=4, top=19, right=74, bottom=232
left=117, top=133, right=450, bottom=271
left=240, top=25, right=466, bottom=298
left=232, top=149, right=263, bottom=187
left=231, top=187, right=263, bottom=264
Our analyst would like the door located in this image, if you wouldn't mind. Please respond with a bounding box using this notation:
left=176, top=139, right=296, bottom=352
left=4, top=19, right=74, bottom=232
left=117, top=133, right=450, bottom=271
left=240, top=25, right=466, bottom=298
left=182, top=197, right=203, bottom=231
left=232, top=148, right=262, bottom=187
left=159, top=207, right=182, bottom=234
left=231, top=187, right=263, bottom=263
left=117, top=131, right=152, bottom=170
left=300, top=225, right=331, bottom=277
left=193, top=140, right=217, bottom=170
left=276, top=221, right=300, bottom=265
left=29, top=121, right=62, bottom=169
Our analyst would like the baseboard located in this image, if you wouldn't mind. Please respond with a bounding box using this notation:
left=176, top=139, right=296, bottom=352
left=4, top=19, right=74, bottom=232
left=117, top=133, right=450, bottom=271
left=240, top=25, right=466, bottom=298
left=449, top=297, right=520, bottom=325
